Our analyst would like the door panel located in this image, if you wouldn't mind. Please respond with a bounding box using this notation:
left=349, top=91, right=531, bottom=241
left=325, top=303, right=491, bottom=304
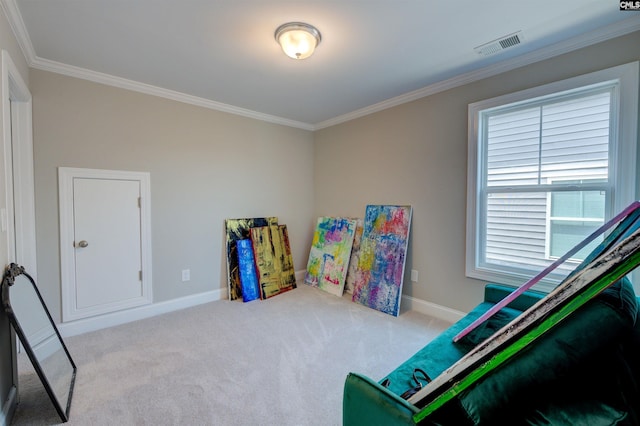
left=73, top=178, right=142, bottom=310
left=59, top=167, right=152, bottom=322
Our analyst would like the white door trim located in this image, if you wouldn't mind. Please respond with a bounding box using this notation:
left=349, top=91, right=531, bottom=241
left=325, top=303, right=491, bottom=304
left=1, top=50, right=36, bottom=272
left=1, top=50, right=36, bottom=418
left=58, top=167, right=153, bottom=322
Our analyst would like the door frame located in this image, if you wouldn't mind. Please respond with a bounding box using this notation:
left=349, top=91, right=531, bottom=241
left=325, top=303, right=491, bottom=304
left=1, top=50, right=36, bottom=273
left=58, top=167, right=152, bottom=322
left=1, top=50, right=37, bottom=425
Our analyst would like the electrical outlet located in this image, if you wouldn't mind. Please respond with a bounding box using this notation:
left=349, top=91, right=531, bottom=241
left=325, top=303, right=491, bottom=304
left=411, top=269, right=418, bottom=282
left=181, top=269, right=190, bottom=282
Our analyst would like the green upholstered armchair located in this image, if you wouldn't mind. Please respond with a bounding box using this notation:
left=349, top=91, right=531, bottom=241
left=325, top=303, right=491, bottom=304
left=344, top=204, right=640, bottom=425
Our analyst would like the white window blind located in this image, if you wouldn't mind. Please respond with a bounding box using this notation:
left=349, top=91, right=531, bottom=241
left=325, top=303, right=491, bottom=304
left=486, top=90, right=611, bottom=187
left=482, top=89, right=611, bottom=277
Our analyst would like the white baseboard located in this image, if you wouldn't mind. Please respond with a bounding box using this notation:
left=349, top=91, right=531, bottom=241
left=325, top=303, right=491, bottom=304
left=56, top=270, right=463, bottom=338
left=0, top=385, right=16, bottom=426
left=299, top=267, right=464, bottom=323
left=401, top=294, right=465, bottom=324
left=58, top=288, right=226, bottom=338
left=58, top=269, right=309, bottom=338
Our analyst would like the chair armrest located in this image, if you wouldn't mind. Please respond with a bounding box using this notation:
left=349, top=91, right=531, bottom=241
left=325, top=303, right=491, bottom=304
left=343, top=372, right=417, bottom=426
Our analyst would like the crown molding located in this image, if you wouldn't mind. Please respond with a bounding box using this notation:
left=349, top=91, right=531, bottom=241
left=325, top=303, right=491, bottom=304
left=29, top=56, right=315, bottom=130
left=0, top=0, right=36, bottom=64
left=2, top=0, right=638, bottom=132
left=313, top=16, right=640, bottom=130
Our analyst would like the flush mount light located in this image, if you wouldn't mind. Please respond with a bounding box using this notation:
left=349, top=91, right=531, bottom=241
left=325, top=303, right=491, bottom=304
left=274, top=22, right=321, bottom=60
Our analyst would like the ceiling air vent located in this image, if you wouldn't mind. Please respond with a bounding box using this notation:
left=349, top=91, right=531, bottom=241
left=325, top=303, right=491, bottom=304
left=474, top=31, right=524, bottom=57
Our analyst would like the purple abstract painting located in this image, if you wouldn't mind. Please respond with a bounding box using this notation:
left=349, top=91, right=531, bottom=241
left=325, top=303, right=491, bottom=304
left=352, top=205, right=412, bottom=316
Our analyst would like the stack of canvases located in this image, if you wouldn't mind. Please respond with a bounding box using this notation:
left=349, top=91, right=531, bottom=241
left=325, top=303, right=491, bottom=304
left=225, top=217, right=297, bottom=302
left=304, top=205, right=412, bottom=317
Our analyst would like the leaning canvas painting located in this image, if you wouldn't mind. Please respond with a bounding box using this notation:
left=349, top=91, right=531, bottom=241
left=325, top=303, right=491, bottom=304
left=352, top=205, right=412, bottom=316
left=344, top=218, right=364, bottom=295
left=304, top=217, right=357, bottom=297
left=236, top=238, right=260, bottom=303
left=251, top=224, right=297, bottom=300
left=225, top=217, right=278, bottom=301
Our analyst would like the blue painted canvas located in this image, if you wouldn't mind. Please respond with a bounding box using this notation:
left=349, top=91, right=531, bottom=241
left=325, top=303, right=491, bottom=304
left=237, top=238, right=259, bottom=302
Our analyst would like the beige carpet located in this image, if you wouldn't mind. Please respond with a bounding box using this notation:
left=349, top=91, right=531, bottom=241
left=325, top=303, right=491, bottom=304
left=10, top=284, right=450, bottom=425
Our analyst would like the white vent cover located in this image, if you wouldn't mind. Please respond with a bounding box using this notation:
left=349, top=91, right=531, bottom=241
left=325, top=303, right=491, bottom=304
left=474, top=31, right=524, bottom=56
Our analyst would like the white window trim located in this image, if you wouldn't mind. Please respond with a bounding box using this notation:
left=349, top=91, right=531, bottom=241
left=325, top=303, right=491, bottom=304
left=466, top=61, right=639, bottom=292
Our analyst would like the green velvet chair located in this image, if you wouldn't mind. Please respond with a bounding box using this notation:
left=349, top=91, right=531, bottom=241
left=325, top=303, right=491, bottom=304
left=344, top=206, right=640, bottom=425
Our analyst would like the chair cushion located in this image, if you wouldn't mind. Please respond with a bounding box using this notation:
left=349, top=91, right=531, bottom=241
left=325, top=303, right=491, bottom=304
left=457, top=278, right=638, bottom=424
left=525, top=401, right=627, bottom=426
left=379, top=302, right=494, bottom=396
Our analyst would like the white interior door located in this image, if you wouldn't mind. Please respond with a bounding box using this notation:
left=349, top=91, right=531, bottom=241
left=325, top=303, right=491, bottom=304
left=73, top=178, right=142, bottom=310
left=59, top=168, right=152, bottom=322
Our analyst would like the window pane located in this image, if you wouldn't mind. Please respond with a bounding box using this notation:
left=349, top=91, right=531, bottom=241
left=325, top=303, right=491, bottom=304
left=550, top=220, right=603, bottom=259
left=550, top=191, right=582, bottom=217
left=486, top=108, right=541, bottom=186
left=485, top=189, right=605, bottom=276
left=550, top=189, right=605, bottom=219
left=486, top=90, right=611, bottom=187
left=540, top=92, right=610, bottom=183
left=486, top=192, right=553, bottom=270
left=583, top=190, right=606, bottom=218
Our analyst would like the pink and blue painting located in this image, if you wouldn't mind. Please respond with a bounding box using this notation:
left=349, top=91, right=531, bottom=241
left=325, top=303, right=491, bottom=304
left=237, top=238, right=259, bottom=302
left=352, top=205, right=412, bottom=316
left=304, top=217, right=357, bottom=297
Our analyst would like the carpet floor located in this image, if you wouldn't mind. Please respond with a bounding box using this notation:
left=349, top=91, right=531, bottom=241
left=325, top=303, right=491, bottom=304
left=10, top=284, right=450, bottom=425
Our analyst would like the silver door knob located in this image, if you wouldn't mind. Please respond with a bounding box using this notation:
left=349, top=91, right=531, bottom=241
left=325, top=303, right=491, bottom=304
left=77, top=240, right=89, bottom=248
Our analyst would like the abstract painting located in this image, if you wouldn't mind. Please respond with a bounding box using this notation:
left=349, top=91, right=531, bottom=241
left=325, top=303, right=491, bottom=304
left=344, top=218, right=364, bottom=294
left=236, top=238, right=259, bottom=303
left=352, top=205, right=412, bottom=316
left=225, top=217, right=278, bottom=301
left=304, top=217, right=357, bottom=297
left=251, top=224, right=297, bottom=300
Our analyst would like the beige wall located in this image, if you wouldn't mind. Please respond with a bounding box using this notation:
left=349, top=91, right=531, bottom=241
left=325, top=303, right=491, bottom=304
left=0, top=5, right=30, bottom=421
left=20, top=27, right=640, bottom=324
left=30, top=70, right=315, bottom=321
left=314, top=31, right=640, bottom=313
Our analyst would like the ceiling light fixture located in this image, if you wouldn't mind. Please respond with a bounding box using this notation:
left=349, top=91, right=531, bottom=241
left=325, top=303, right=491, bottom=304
left=274, top=22, right=321, bottom=60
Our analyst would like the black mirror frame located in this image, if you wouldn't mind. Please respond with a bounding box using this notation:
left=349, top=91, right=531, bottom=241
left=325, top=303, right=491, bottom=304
left=1, top=263, right=77, bottom=422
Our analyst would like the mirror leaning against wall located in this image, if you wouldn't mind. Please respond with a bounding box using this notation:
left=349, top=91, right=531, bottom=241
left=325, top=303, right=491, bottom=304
left=1, top=263, right=76, bottom=422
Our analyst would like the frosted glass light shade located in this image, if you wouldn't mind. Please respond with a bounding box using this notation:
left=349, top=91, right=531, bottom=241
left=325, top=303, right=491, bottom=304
left=275, top=22, right=321, bottom=60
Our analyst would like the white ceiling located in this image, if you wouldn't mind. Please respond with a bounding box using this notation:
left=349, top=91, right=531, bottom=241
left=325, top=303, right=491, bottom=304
left=3, top=1, right=640, bottom=130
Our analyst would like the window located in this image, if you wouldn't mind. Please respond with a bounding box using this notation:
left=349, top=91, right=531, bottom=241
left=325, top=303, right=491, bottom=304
left=467, top=62, right=638, bottom=291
